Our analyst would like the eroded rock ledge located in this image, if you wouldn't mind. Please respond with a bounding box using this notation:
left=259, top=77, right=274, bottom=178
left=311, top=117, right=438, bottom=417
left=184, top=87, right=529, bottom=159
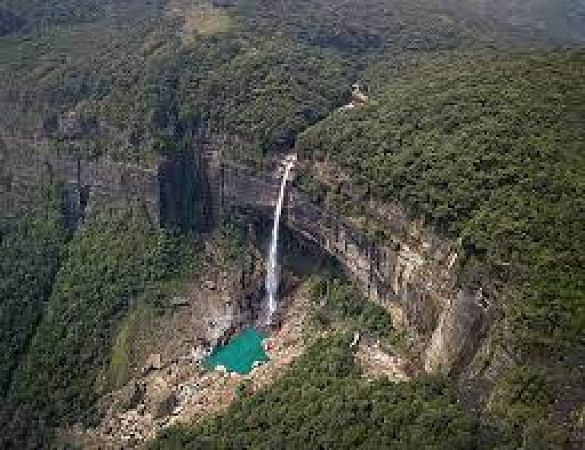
left=1, top=135, right=492, bottom=375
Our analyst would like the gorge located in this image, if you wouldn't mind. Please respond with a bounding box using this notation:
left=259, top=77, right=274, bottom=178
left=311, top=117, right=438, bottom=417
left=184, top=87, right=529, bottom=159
left=0, top=1, right=583, bottom=447
left=0, top=135, right=488, bottom=376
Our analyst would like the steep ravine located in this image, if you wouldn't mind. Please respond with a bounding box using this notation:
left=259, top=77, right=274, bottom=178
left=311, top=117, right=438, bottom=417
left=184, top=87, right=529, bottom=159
left=2, top=110, right=581, bottom=446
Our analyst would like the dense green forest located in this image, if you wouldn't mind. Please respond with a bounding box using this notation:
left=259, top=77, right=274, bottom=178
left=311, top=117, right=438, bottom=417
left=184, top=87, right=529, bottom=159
left=297, top=50, right=585, bottom=445
left=0, top=208, right=199, bottom=447
left=307, top=273, right=397, bottom=340
left=297, top=50, right=585, bottom=358
left=0, top=0, right=163, bottom=33
left=152, top=334, right=476, bottom=449
left=0, top=0, right=584, bottom=448
left=0, top=187, right=67, bottom=398
left=2, top=0, right=582, bottom=165
left=0, top=1, right=353, bottom=164
left=234, top=0, right=585, bottom=53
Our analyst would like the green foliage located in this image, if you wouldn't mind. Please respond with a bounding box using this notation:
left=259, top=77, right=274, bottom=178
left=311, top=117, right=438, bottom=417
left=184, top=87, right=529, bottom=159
left=180, top=39, right=351, bottom=157
left=1, top=2, right=584, bottom=448
left=0, top=14, right=351, bottom=164
left=232, top=0, right=580, bottom=55
left=152, top=334, right=476, bottom=449
left=488, top=365, right=568, bottom=448
left=0, top=0, right=161, bottom=33
left=3, top=1, right=580, bottom=168
left=298, top=51, right=585, bottom=359
left=297, top=50, right=585, bottom=444
left=0, top=15, right=182, bottom=162
left=490, top=366, right=556, bottom=429
left=0, top=187, right=67, bottom=397
left=1, top=210, right=196, bottom=447
left=308, top=274, right=395, bottom=338
left=212, top=219, right=247, bottom=265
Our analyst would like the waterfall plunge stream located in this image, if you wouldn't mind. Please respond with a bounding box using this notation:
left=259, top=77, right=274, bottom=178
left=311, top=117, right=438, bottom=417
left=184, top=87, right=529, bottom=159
left=265, top=159, right=294, bottom=324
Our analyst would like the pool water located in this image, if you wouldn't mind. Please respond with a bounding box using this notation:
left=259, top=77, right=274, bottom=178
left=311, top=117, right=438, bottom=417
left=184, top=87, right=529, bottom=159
left=204, top=328, right=269, bottom=375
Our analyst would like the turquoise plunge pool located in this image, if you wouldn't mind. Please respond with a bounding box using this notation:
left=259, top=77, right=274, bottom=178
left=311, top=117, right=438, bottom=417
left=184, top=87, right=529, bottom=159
left=204, top=328, right=269, bottom=375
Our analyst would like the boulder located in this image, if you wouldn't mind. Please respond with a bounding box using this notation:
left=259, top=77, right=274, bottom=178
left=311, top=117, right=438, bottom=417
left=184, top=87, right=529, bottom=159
left=170, top=296, right=189, bottom=307
left=152, top=391, right=176, bottom=419
left=203, top=280, right=217, bottom=290
left=144, top=378, right=177, bottom=419
left=144, top=353, right=162, bottom=373
left=424, top=288, right=488, bottom=374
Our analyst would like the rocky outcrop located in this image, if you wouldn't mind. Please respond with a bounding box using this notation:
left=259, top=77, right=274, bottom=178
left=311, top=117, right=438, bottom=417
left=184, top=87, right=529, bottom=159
left=2, top=136, right=491, bottom=374
left=0, top=143, right=159, bottom=230
left=214, top=153, right=491, bottom=373
left=158, top=145, right=221, bottom=234
left=283, top=193, right=491, bottom=373
left=424, top=288, right=489, bottom=374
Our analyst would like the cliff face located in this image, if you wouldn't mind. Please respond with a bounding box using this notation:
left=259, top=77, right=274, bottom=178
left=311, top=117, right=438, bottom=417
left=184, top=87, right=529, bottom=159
left=284, top=189, right=491, bottom=374
left=2, top=139, right=490, bottom=375
left=158, top=148, right=218, bottom=234
left=0, top=140, right=159, bottom=229
left=0, top=138, right=213, bottom=233
left=214, top=150, right=491, bottom=374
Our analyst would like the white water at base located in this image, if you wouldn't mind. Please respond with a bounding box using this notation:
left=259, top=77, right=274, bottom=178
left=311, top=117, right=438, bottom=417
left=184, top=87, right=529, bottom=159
left=265, top=160, right=294, bottom=324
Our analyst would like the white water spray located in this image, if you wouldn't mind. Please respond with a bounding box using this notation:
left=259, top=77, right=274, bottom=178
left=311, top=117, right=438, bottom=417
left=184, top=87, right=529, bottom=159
left=265, top=158, right=294, bottom=324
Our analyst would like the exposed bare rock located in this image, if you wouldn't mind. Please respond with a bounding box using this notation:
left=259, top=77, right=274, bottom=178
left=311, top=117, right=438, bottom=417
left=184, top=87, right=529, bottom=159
left=145, top=377, right=176, bottom=419
left=424, top=289, right=489, bottom=374
left=169, top=296, right=190, bottom=307
left=72, top=284, right=311, bottom=448
left=355, top=340, right=409, bottom=381
left=204, top=280, right=217, bottom=290
left=144, top=354, right=163, bottom=374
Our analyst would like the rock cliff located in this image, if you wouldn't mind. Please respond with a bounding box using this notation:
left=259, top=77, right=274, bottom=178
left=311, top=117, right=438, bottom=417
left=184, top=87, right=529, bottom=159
left=2, top=137, right=491, bottom=375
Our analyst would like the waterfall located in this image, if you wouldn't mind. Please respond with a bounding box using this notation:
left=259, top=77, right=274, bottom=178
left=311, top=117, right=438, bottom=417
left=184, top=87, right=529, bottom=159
left=265, top=159, right=294, bottom=324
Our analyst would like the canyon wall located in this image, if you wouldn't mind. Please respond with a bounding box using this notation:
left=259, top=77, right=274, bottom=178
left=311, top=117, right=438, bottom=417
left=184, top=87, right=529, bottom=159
left=0, top=142, right=159, bottom=229
left=1, top=141, right=490, bottom=374
left=217, top=158, right=491, bottom=373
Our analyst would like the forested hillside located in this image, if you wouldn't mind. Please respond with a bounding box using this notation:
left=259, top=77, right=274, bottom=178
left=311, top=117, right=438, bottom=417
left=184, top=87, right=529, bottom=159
left=0, top=15, right=350, bottom=164
left=297, top=50, right=585, bottom=446
left=0, top=0, right=163, bottom=34
left=2, top=0, right=583, bottom=165
left=0, top=188, right=67, bottom=397
left=234, top=0, right=585, bottom=53
left=0, top=208, right=200, bottom=447
left=0, top=0, right=584, bottom=448
left=298, top=51, right=585, bottom=355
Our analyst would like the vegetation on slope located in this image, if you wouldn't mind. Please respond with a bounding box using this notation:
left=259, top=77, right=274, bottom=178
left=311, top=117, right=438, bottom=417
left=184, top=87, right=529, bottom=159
left=231, top=0, right=585, bottom=55
left=1, top=1, right=584, bottom=448
left=307, top=273, right=397, bottom=340
left=0, top=10, right=351, bottom=164
left=0, top=209, right=197, bottom=447
left=0, top=187, right=67, bottom=397
left=179, top=39, right=350, bottom=159
left=298, top=50, right=585, bottom=355
left=0, top=0, right=162, bottom=34
left=297, top=50, right=585, bottom=445
left=4, top=1, right=581, bottom=166
left=152, top=333, right=476, bottom=449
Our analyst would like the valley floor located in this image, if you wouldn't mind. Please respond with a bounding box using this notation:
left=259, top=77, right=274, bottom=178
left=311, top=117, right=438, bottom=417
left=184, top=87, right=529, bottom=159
left=70, top=281, right=408, bottom=448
